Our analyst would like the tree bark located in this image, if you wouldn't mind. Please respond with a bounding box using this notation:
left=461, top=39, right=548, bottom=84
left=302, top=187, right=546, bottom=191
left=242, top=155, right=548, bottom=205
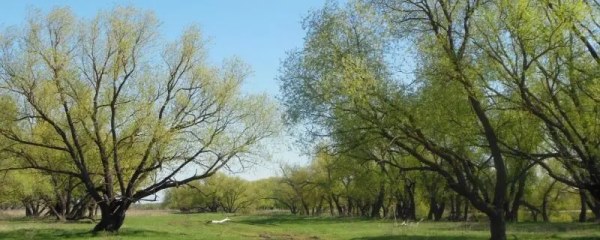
left=434, top=202, right=445, bottom=221
left=489, top=213, right=507, bottom=240
left=24, top=203, right=32, bottom=217
left=463, top=202, right=469, bottom=221
left=347, top=197, right=354, bottom=217
left=93, top=201, right=130, bottom=232
left=449, top=195, right=464, bottom=221
left=541, top=198, right=550, bottom=222
left=332, top=195, right=343, bottom=216
left=370, top=184, right=385, bottom=218
left=580, top=189, right=588, bottom=222
left=23, top=200, right=43, bottom=218
left=406, top=182, right=416, bottom=220
left=427, top=197, right=446, bottom=221
left=506, top=174, right=526, bottom=222
left=541, top=180, right=557, bottom=222
left=585, top=192, right=600, bottom=222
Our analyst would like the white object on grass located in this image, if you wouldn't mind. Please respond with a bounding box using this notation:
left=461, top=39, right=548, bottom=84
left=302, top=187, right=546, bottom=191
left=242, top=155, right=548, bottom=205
left=209, top=217, right=231, bottom=224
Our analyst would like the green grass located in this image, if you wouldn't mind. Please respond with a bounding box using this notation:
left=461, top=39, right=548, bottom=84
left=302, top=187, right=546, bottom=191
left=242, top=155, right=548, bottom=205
left=0, top=211, right=599, bottom=239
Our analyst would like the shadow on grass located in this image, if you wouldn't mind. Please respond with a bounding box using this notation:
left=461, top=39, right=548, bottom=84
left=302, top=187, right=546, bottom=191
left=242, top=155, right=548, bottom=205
left=508, top=222, right=600, bottom=233
left=0, top=228, right=171, bottom=240
left=351, top=235, right=486, bottom=240
left=1, top=217, right=59, bottom=223
left=437, top=222, right=600, bottom=233
left=0, top=217, right=97, bottom=226
left=353, top=235, right=600, bottom=240
left=237, top=215, right=371, bottom=226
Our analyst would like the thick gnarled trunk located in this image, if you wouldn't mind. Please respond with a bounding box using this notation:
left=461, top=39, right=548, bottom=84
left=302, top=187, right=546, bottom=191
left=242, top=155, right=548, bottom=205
left=93, top=202, right=130, bottom=232
left=489, top=212, right=507, bottom=240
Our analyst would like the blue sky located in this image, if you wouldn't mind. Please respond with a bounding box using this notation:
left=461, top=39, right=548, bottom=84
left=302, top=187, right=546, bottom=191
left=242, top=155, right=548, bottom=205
left=0, top=1, right=329, bottom=179
left=0, top=0, right=325, bottom=94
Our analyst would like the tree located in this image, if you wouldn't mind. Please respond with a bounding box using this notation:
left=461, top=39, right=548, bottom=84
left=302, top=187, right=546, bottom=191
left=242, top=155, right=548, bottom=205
left=0, top=7, right=277, bottom=231
left=420, top=171, right=448, bottom=221
left=0, top=151, right=94, bottom=220
left=246, top=177, right=279, bottom=211
left=198, top=173, right=253, bottom=213
left=0, top=169, right=53, bottom=217
left=163, top=173, right=252, bottom=213
left=279, top=1, right=551, bottom=239
left=279, top=165, right=322, bottom=215
left=471, top=0, right=600, bottom=205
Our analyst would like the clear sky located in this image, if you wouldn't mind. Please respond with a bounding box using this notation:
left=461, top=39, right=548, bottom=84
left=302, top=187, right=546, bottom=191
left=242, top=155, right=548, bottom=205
left=0, top=1, right=328, bottom=180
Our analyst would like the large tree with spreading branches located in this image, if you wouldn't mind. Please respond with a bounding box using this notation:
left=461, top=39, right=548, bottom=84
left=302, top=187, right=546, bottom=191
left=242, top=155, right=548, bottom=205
left=0, top=7, right=277, bottom=231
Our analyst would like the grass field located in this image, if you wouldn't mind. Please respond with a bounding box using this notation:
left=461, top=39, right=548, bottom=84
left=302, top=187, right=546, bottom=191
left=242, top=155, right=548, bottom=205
left=0, top=210, right=599, bottom=239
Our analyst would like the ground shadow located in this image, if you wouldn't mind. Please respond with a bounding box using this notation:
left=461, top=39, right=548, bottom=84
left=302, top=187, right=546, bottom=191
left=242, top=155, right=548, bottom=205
left=238, top=215, right=372, bottom=226
left=436, top=222, right=600, bottom=234
left=353, top=235, right=600, bottom=240
left=0, top=228, right=171, bottom=240
left=507, top=222, right=600, bottom=233
left=352, top=235, right=486, bottom=240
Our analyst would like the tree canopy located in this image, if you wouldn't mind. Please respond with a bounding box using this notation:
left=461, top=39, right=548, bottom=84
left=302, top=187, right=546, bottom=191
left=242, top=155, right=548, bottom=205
left=279, top=1, right=600, bottom=240
left=0, top=7, right=277, bottom=231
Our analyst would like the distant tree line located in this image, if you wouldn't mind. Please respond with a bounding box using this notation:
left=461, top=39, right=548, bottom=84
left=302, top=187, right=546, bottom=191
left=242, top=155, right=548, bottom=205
left=162, top=150, right=597, bottom=225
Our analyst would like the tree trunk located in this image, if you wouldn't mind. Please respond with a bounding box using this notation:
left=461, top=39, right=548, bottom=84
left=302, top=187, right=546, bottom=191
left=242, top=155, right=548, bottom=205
left=358, top=200, right=369, bottom=217
left=317, top=197, right=324, bottom=216
left=427, top=198, right=435, bottom=220
left=406, top=182, right=416, bottom=220
left=25, top=203, right=32, bottom=217
left=463, top=202, right=469, bottom=221
left=428, top=196, right=445, bottom=221
left=289, top=205, right=298, bottom=214
left=327, top=197, right=334, bottom=216
left=332, top=196, right=343, bottom=216
left=449, top=195, right=463, bottom=221
left=48, top=204, right=66, bottom=221
left=578, top=189, right=600, bottom=222
left=24, top=201, right=42, bottom=218
left=520, top=200, right=540, bottom=222
left=541, top=180, right=557, bottom=222
left=592, top=207, right=600, bottom=222
left=93, top=202, right=129, bottom=232
left=580, top=189, right=588, bottom=222
left=370, top=184, right=385, bottom=218
left=301, top=200, right=310, bottom=216
left=541, top=198, right=550, bottom=223
left=506, top=175, right=526, bottom=222
left=434, top=201, right=445, bottom=221
left=347, top=198, right=354, bottom=217
left=489, top=213, right=507, bottom=240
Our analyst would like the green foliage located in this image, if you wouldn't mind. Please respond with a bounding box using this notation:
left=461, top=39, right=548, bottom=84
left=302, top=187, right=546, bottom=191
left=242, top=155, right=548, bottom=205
left=0, top=6, right=279, bottom=231
left=163, top=173, right=253, bottom=213
left=279, top=1, right=600, bottom=239
left=0, top=212, right=599, bottom=239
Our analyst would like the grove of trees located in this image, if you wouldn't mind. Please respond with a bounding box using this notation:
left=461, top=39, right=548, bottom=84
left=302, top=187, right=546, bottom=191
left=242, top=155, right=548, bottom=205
left=0, top=1, right=599, bottom=240
left=278, top=0, right=600, bottom=240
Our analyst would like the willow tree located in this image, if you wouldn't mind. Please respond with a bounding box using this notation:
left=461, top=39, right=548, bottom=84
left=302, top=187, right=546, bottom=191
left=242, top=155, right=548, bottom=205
left=0, top=7, right=276, bottom=231
left=280, top=1, right=547, bottom=239
left=472, top=0, right=600, bottom=208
